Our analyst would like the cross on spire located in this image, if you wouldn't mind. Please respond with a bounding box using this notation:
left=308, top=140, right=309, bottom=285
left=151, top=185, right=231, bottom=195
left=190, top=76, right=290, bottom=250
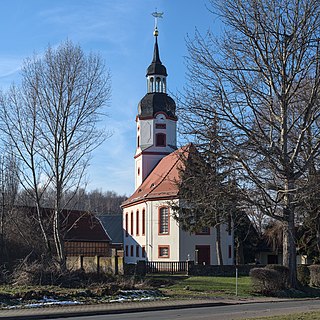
left=152, top=10, right=164, bottom=36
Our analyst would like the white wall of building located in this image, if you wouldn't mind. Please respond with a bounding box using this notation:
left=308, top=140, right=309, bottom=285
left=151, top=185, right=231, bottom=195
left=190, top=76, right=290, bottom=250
left=123, top=198, right=234, bottom=265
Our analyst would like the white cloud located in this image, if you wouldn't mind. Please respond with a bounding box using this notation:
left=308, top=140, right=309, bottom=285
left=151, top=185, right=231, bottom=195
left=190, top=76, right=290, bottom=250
left=0, top=57, right=22, bottom=78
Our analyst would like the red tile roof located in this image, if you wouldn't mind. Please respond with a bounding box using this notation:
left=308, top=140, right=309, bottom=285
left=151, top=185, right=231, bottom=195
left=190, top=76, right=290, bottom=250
left=122, top=144, right=194, bottom=207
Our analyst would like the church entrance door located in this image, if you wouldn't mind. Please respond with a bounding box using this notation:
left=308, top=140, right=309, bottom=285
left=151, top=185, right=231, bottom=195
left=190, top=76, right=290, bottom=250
left=196, top=245, right=210, bottom=265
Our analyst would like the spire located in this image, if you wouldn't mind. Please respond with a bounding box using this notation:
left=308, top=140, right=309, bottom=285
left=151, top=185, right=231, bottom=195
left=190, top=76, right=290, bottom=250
left=152, top=35, right=162, bottom=65
left=147, top=11, right=167, bottom=77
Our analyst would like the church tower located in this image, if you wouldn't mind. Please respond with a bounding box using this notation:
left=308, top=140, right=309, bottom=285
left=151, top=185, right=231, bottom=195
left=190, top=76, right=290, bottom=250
left=134, top=24, right=177, bottom=189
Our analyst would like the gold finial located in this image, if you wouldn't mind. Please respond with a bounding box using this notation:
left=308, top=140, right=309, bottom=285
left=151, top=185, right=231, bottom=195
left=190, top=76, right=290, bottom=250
left=152, top=10, right=164, bottom=36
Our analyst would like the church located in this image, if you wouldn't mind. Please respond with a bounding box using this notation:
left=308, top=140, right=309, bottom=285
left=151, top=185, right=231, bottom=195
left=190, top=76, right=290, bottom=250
left=121, top=21, right=233, bottom=266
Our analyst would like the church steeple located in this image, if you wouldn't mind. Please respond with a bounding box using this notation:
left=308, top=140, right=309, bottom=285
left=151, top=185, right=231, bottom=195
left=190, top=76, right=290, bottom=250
left=134, top=13, right=177, bottom=189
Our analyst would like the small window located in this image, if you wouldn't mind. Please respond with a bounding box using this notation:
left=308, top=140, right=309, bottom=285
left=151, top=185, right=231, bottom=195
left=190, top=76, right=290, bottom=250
left=196, top=227, right=210, bottom=235
left=130, top=211, right=134, bottom=235
left=137, top=136, right=140, bottom=148
left=137, top=167, right=140, bottom=176
left=156, top=123, right=166, bottom=129
left=130, top=245, right=134, bottom=257
left=228, top=245, right=232, bottom=259
left=158, top=245, right=170, bottom=258
left=142, top=246, right=146, bottom=258
left=136, top=245, right=140, bottom=257
left=156, top=133, right=166, bottom=147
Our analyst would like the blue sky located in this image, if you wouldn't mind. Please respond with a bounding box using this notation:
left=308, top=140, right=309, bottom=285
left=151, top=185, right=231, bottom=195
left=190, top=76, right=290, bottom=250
left=0, top=0, right=219, bottom=196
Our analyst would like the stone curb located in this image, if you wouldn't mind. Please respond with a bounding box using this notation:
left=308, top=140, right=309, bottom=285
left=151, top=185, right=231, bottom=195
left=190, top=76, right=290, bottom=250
left=0, top=297, right=310, bottom=320
left=0, top=300, right=245, bottom=320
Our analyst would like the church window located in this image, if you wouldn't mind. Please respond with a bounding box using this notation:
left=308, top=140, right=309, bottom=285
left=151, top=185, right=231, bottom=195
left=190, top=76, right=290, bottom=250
left=125, top=213, right=128, bottom=237
left=156, top=133, right=166, bottom=147
left=130, top=245, right=134, bottom=257
left=130, top=211, right=134, bottom=235
left=227, top=215, right=232, bottom=235
left=156, top=123, right=166, bottom=129
left=136, top=210, right=139, bottom=235
left=137, top=167, right=140, bottom=176
left=196, top=227, right=210, bottom=235
left=142, top=246, right=146, bottom=258
left=142, top=209, right=146, bottom=235
left=158, top=245, right=170, bottom=258
left=159, top=207, right=169, bottom=234
left=137, top=136, right=140, bottom=148
left=136, top=245, right=140, bottom=257
left=228, top=245, right=232, bottom=259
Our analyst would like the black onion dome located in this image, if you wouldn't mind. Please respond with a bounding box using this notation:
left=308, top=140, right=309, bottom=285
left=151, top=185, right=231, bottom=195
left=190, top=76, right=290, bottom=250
left=146, top=37, right=167, bottom=76
left=138, top=93, right=176, bottom=119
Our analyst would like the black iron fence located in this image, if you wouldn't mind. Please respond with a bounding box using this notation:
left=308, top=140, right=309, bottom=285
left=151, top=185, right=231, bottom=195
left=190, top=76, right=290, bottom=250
left=125, top=260, right=264, bottom=277
left=146, top=261, right=189, bottom=274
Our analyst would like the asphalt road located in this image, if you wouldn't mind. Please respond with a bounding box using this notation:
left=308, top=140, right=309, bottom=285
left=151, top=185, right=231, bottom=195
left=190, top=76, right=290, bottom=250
left=50, top=300, right=320, bottom=320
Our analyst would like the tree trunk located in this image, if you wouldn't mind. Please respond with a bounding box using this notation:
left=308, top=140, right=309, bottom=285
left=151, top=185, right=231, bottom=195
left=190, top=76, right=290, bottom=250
left=235, top=239, right=244, bottom=265
left=215, top=224, right=224, bottom=265
left=35, top=203, right=52, bottom=257
left=282, top=212, right=297, bottom=288
left=53, top=207, right=66, bottom=272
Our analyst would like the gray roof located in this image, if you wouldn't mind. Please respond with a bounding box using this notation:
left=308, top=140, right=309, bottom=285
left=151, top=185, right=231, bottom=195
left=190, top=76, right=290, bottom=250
left=138, top=92, right=176, bottom=119
left=146, top=36, right=167, bottom=76
left=98, top=215, right=123, bottom=244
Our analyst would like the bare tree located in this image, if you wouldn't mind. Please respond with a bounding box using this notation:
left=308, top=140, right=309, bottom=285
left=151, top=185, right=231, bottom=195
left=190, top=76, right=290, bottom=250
left=183, top=0, right=320, bottom=287
left=0, top=40, right=111, bottom=270
left=0, top=152, right=19, bottom=263
left=0, top=86, right=52, bottom=257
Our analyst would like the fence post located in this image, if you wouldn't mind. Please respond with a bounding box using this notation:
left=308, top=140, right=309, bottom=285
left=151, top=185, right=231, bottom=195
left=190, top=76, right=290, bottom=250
left=187, top=260, right=195, bottom=276
left=135, top=260, right=146, bottom=277
left=235, top=267, right=238, bottom=296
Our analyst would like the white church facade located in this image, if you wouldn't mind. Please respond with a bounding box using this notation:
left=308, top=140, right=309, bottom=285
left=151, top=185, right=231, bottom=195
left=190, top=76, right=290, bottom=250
left=121, top=23, right=233, bottom=266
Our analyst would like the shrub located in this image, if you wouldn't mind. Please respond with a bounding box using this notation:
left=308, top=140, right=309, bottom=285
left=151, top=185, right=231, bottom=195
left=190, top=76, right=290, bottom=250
left=297, top=265, right=310, bottom=287
left=308, top=265, right=320, bottom=287
left=11, top=260, right=58, bottom=286
left=0, top=265, right=10, bottom=284
left=250, top=267, right=283, bottom=295
left=11, top=260, right=115, bottom=287
left=265, top=264, right=289, bottom=289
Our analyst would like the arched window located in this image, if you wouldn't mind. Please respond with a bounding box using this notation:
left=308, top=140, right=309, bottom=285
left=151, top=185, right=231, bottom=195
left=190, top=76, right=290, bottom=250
left=156, top=77, right=161, bottom=92
left=136, top=210, right=139, bottom=235
left=125, top=213, right=128, bottom=237
left=149, top=77, right=154, bottom=92
left=142, top=209, right=146, bottom=235
left=130, top=211, right=134, bottom=235
left=156, top=133, right=166, bottom=147
left=159, top=207, right=169, bottom=234
left=137, top=135, right=140, bottom=148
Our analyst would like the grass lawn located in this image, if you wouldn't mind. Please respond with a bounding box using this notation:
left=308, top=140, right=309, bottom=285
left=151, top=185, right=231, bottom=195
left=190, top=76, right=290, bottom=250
left=249, top=311, right=320, bottom=320
left=155, top=275, right=254, bottom=298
